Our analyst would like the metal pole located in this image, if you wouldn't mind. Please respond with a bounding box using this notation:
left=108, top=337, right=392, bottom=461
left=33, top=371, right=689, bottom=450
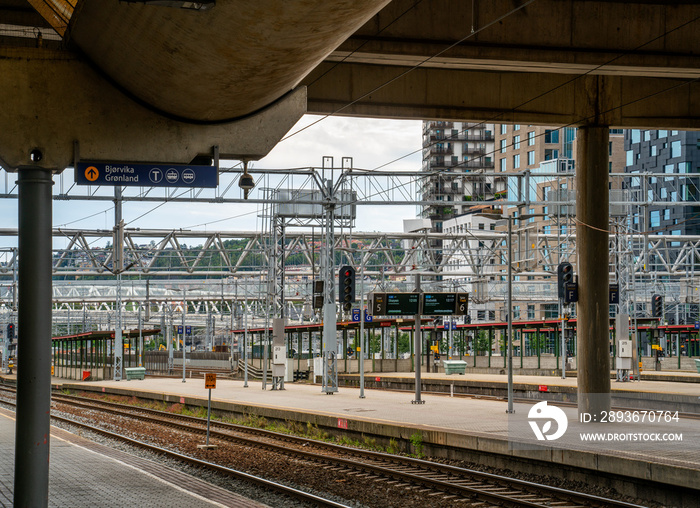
left=507, top=218, right=514, bottom=413
left=359, top=260, right=365, bottom=398
left=412, top=274, right=423, bottom=404
left=113, top=187, right=123, bottom=381
left=206, top=388, right=212, bottom=445
left=14, top=165, right=53, bottom=507
left=561, top=303, right=566, bottom=379
left=167, top=311, right=173, bottom=373
left=244, top=298, right=249, bottom=387
left=182, top=288, right=186, bottom=383
left=138, top=305, right=143, bottom=367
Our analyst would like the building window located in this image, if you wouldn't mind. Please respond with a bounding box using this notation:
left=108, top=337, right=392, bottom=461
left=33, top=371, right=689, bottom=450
left=500, top=139, right=507, bottom=153
left=527, top=131, right=535, bottom=146
left=544, top=129, right=559, bottom=143
left=527, top=150, right=535, bottom=165
left=478, top=223, right=485, bottom=230
left=543, top=304, right=558, bottom=319
left=500, top=158, right=506, bottom=172
left=650, top=210, right=660, bottom=228
left=477, top=310, right=486, bottom=320
left=527, top=304, right=535, bottom=320
left=514, top=124, right=520, bottom=131
left=650, top=145, right=657, bottom=157
left=544, top=149, right=559, bottom=160
left=671, top=140, right=681, bottom=158
left=631, top=130, right=641, bottom=143
left=658, top=130, right=667, bottom=138
left=500, top=124, right=507, bottom=134
left=513, top=135, right=520, bottom=149
left=513, top=154, right=520, bottom=169
left=626, top=150, right=633, bottom=166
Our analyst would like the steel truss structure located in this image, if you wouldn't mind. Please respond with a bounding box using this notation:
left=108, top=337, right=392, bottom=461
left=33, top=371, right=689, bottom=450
left=1, top=165, right=699, bottom=209
left=0, top=164, right=698, bottom=328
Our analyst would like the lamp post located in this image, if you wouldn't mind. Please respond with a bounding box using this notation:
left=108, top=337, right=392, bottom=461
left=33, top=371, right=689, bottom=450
left=502, top=213, right=546, bottom=414
left=182, top=287, right=186, bottom=382
left=506, top=217, right=513, bottom=413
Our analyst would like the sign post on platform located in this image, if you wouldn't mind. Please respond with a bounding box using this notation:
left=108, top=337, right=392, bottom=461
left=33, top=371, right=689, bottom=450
left=199, top=373, right=217, bottom=450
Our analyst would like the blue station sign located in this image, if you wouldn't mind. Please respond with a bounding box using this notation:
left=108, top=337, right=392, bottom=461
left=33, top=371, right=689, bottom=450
left=76, top=162, right=218, bottom=188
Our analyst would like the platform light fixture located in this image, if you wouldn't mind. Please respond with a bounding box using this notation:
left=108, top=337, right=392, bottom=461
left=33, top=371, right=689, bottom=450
left=238, top=162, right=255, bottom=199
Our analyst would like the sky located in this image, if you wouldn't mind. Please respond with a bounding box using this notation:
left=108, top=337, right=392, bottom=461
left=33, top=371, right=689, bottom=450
left=0, top=115, right=423, bottom=249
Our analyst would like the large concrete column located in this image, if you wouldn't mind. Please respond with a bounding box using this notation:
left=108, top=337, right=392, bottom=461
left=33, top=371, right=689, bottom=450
left=575, top=126, right=611, bottom=418
left=14, top=166, right=53, bottom=507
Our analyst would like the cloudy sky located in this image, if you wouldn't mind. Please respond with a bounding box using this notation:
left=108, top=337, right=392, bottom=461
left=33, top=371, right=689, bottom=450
left=0, top=115, right=423, bottom=249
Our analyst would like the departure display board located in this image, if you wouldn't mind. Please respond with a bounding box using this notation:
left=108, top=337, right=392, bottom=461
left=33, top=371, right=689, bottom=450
left=385, top=293, right=420, bottom=315
left=422, top=293, right=457, bottom=315
left=369, top=292, right=469, bottom=316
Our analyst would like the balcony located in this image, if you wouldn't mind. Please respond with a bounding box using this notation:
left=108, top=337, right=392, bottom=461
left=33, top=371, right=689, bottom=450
left=463, top=145, right=486, bottom=156
left=462, top=159, right=495, bottom=169
left=428, top=145, right=453, bottom=156
left=424, top=121, right=454, bottom=132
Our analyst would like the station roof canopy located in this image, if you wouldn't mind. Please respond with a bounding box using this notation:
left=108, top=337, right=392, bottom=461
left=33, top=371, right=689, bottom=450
left=52, top=329, right=161, bottom=342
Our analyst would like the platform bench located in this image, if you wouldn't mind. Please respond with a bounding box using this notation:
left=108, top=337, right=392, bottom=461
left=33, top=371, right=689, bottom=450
left=125, top=367, right=146, bottom=380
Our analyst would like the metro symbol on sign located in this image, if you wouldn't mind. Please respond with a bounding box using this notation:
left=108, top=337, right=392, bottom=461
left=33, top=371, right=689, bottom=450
left=149, top=168, right=163, bottom=184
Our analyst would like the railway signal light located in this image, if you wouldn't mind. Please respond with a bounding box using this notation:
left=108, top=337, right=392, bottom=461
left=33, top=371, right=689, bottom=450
left=557, top=262, right=573, bottom=300
left=338, top=265, right=356, bottom=312
left=6, top=323, right=14, bottom=340
left=652, top=294, right=663, bottom=318
left=312, top=280, right=324, bottom=310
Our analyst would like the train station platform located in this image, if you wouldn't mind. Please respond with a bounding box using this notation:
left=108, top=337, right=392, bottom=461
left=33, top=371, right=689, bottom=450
left=0, top=406, right=268, bottom=507
left=38, top=370, right=698, bottom=505
left=2, top=370, right=699, bottom=505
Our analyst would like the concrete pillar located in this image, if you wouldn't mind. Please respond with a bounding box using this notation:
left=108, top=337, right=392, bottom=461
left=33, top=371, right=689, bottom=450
left=576, top=126, right=611, bottom=417
left=14, top=166, right=53, bottom=507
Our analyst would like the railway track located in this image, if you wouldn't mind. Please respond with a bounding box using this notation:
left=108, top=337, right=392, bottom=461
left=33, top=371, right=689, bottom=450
left=0, top=386, right=350, bottom=508
left=40, top=390, right=647, bottom=508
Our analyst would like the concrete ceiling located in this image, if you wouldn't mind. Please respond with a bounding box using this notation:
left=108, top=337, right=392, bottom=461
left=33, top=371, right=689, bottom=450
left=3, top=0, right=700, bottom=171
left=65, top=0, right=392, bottom=122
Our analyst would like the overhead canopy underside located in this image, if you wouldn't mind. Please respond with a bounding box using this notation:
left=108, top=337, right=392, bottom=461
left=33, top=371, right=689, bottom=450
left=3, top=0, right=700, bottom=170
left=66, top=0, right=391, bottom=123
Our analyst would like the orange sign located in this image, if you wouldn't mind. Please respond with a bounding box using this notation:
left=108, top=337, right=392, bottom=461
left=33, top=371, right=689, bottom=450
left=84, top=166, right=99, bottom=182
left=204, top=373, right=216, bottom=389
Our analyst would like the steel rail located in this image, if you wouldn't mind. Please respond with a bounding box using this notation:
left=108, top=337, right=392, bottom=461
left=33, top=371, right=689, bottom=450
left=50, top=392, right=648, bottom=508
